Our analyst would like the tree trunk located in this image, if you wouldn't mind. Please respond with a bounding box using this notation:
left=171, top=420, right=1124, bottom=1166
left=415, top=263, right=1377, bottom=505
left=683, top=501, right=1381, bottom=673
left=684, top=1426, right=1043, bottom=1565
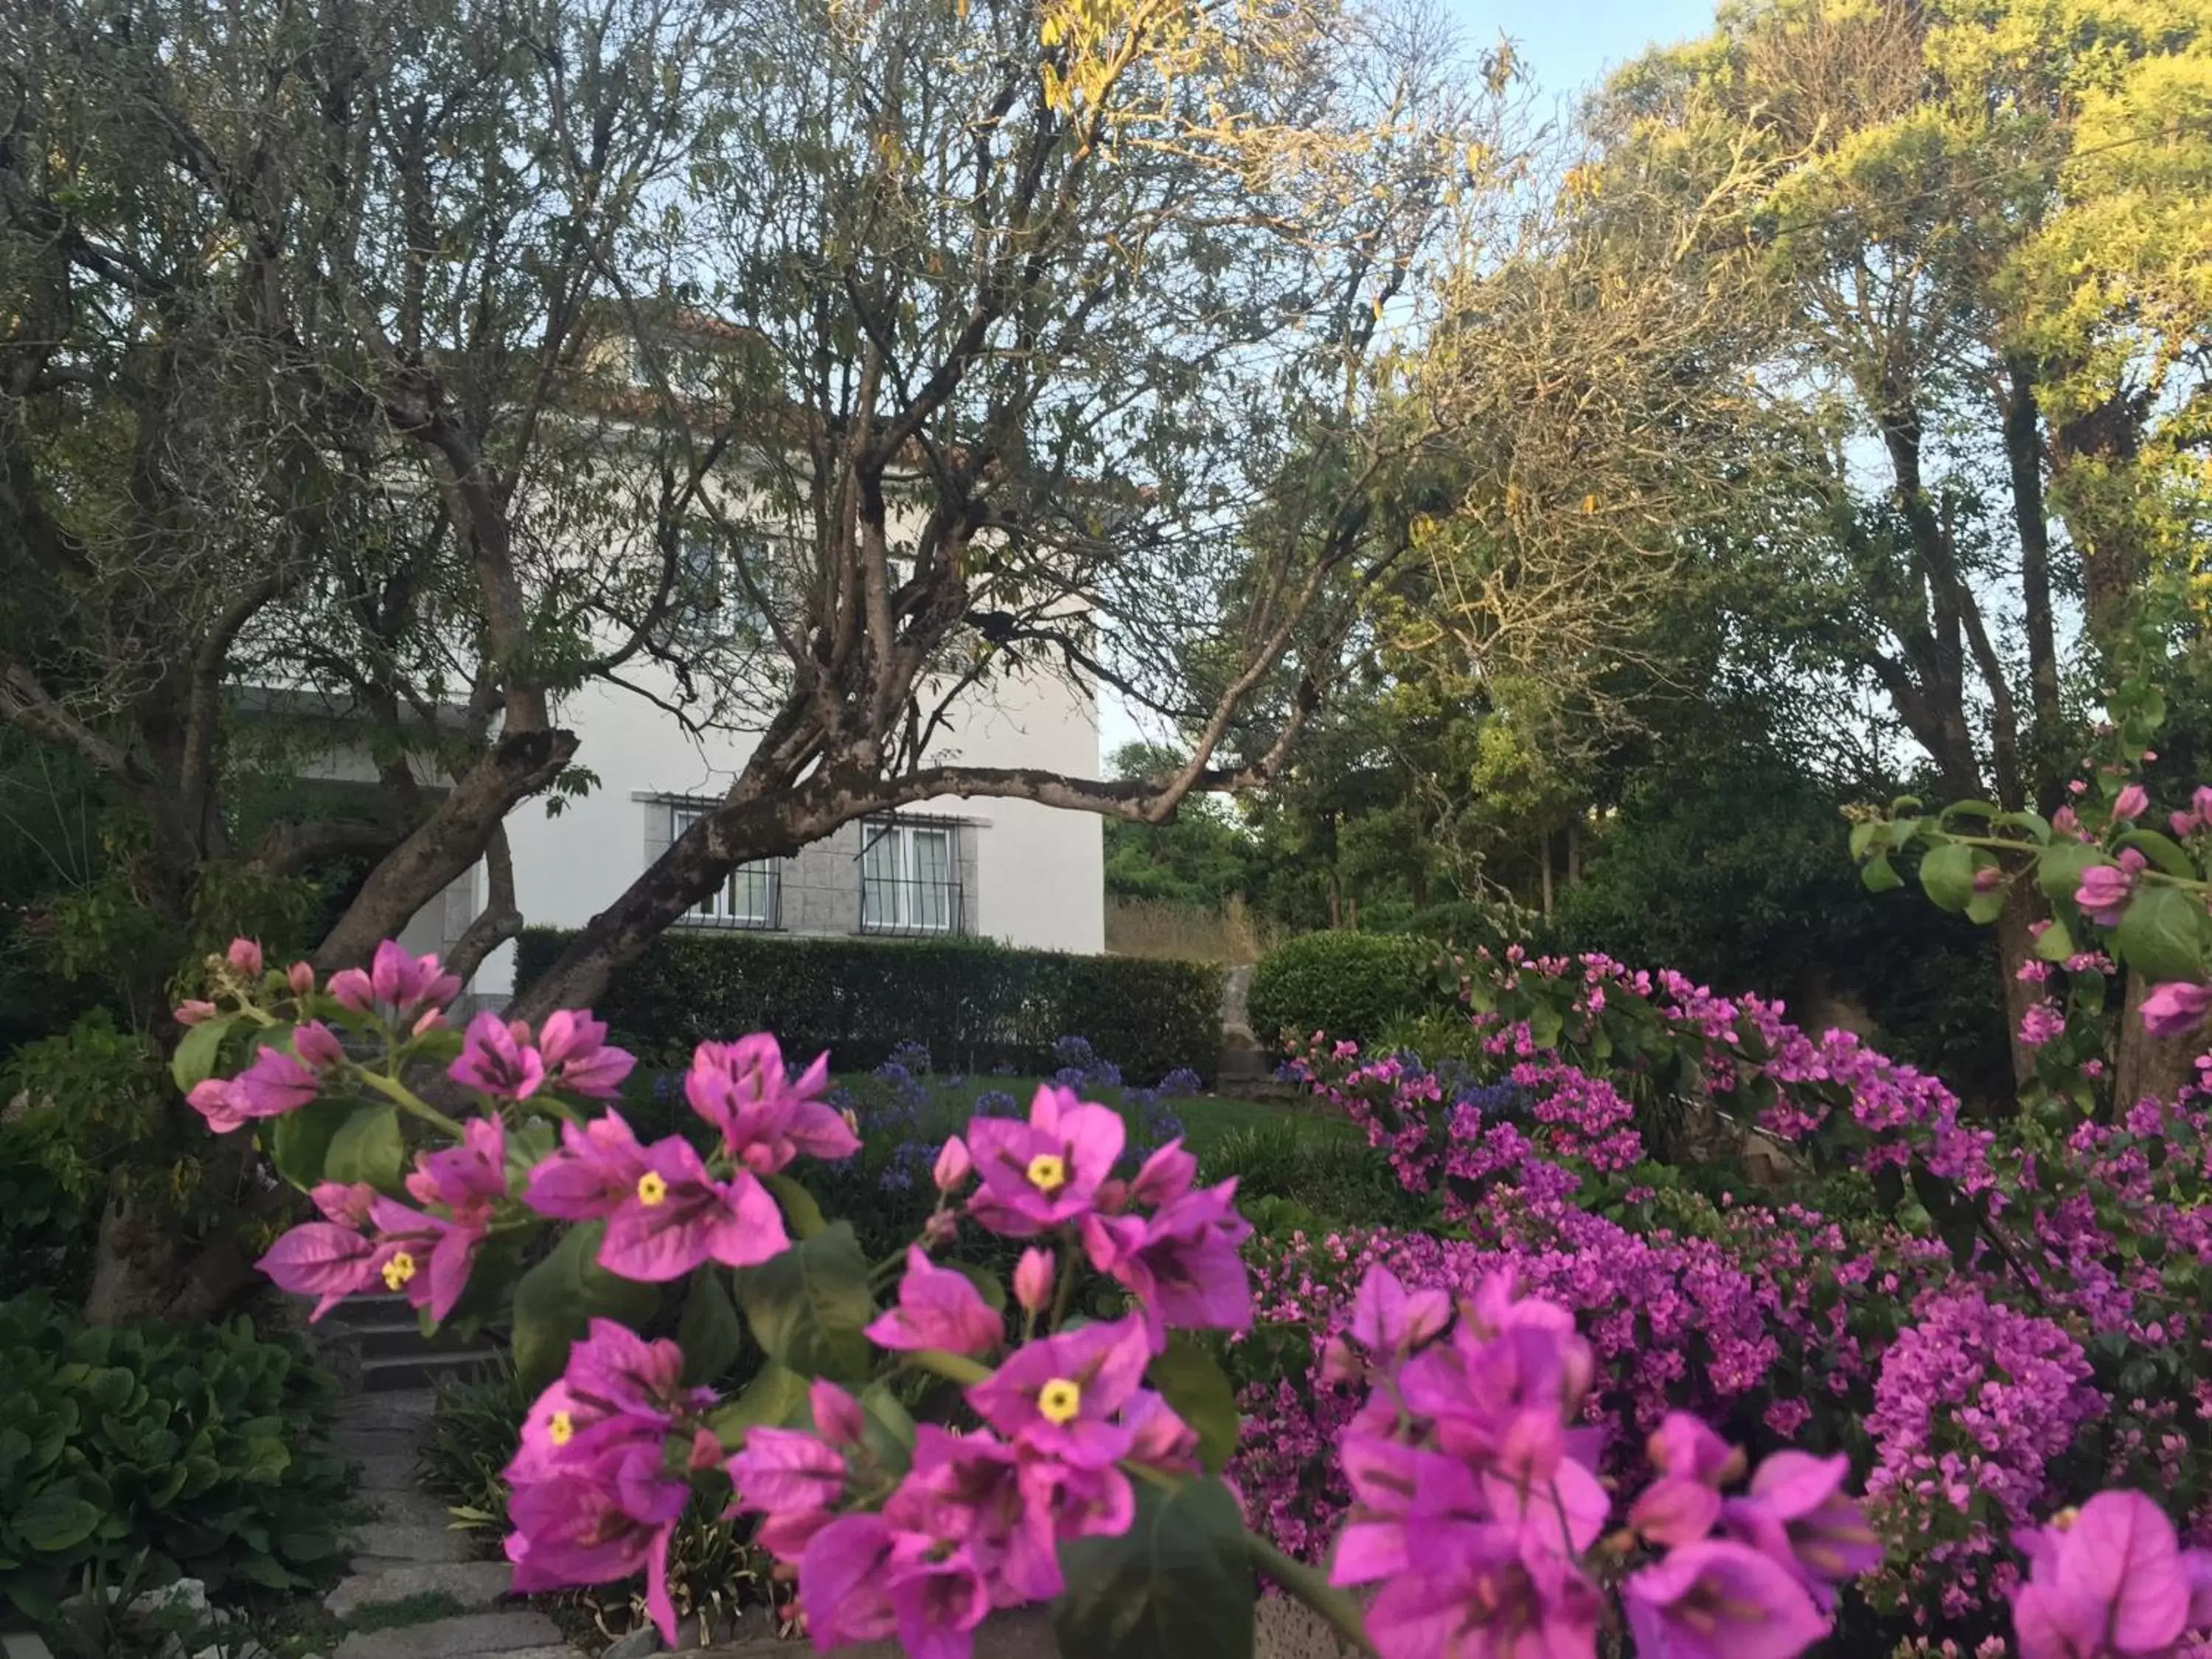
left=1540, top=835, right=1554, bottom=920
left=83, top=1186, right=259, bottom=1327
left=2113, top=971, right=2197, bottom=1116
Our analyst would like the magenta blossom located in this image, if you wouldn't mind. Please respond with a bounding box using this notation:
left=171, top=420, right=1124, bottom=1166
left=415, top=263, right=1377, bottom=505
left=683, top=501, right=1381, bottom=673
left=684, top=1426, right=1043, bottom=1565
left=187, top=1043, right=321, bottom=1133
left=327, top=940, right=462, bottom=1023
left=1012, top=1248, right=1054, bottom=1315
left=1333, top=1436, right=1483, bottom=1585
left=1363, top=1520, right=1601, bottom=1659
left=406, top=1114, right=509, bottom=1228
left=965, top=1314, right=1150, bottom=1468
left=595, top=1135, right=788, bottom=1281
left=863, top=1247, right=1004, bottom=1356
left=892, top=1426, right=1064, bottom=1603
left=538, top=1009, right=634, bottom=1098
left=506, top=1470, right=682, bottom=1643
left=728, top=1427, right=849, bottom=1559
left=1721, top=1451, right=1882, bottom=1608
left=685, top=1034, right=852, bottom=1172
left=1624, top=1539, right=1829, bottom=1659
left=226, top=937, right=265, bottom=977
left=2076, top=851, right=2146, bottom=928
left=2112, top=784, right=2150, bottom=824
left=449, top=1012, right=546, bottom=1099
left=796, top=1515, right=900, bottom=1650
left=1348, top=1264, right=1452, bottom=1360
left=524, top=1108, right=653, bottom=1218
left=964, top=1085, right=1125, bottom=1237
left=293, top=1020, right=345, bottom=1071
left=1126, top=1138, right=1198, bottom=1208
left=2141, top=981, right=2212, bottom=1040
left=2010, top=1490, right=2212, bottom=1659
left=1081, top=1180, right=1253, bottom=1349
left=258, top=1191, right=479, bottom=1322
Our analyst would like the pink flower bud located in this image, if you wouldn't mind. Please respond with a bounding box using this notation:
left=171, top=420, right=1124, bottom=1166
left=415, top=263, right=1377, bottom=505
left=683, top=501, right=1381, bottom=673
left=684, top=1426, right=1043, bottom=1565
left=293, top=1020, right=345, bottom=1071
left=288, top=961, right=316, bottom=997
left=175, top=999, right=218, bottom=1026
left=932, top=1135, right=973, bottom=1193
left=1972, top=865, right=2005, bottom=894
left=2067, top=779, right=2088, bottom=796
left=810, top=1379, right=866, bottom=1444
left=411, top=1008, right=448, bottom=1037
left=1013, top=1248, right=1055, bottom=1315
left=2171, top=810, right=2197, bottom=838
left=226, top=938, right=265, bottom=977
left=1318, top=1335, right=1362, bottom=1385
left=922, top=1209, right=959, bottom=1248
left=2112, top=784, right=2149, bottom=823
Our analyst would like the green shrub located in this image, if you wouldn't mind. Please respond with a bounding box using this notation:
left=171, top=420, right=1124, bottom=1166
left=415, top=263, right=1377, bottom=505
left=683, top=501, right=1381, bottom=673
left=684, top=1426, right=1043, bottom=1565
left=1203, top=1121, right=1429, bottom=1234
left=515, top=928, right=1223, bottom=1084
left=1245, top=931, right=1450, bottom=1052
left=0, top=1293, right=353, bottom=1622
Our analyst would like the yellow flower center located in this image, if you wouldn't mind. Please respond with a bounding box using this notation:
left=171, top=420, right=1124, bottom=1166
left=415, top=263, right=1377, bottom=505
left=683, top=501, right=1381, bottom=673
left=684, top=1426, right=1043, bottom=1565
left=636, top=1171, right=669, bottom=1206
left=380, top=1251, right=417, bottom=1290
left=548, top=1411, right=574, bottom=1447
left=1037, top=1377, right=1082, bottom=1425
left=1026, top=1152, right=1068, bottom=1194
left=2051, top=1506, right=2080, bottom=1532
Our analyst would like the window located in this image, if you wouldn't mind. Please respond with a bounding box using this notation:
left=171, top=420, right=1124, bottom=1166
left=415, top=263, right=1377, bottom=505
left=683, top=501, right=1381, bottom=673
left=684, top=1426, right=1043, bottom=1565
left=671, top=805, right=781, bottom=928
left=675, top=529, right=782, bottom=642
left=859, top=818, right=961, bottom=935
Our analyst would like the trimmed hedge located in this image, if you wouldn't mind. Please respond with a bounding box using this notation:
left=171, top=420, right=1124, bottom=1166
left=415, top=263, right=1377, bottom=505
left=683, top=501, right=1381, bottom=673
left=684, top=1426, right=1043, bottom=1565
left=1245, top=931, right=1452, bottom=1052
left=514, top=928, right=1223, bottom=1084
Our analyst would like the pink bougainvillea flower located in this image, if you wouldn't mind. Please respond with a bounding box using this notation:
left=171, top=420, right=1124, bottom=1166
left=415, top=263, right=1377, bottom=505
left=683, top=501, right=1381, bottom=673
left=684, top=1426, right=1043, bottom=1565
left=728, top=1426, right=849, bottom=1559
left=226, top=937, right=265, bottom=977
left=175, top=998, right=218, bottom=1026
left=367, top=1193, right=481, bottom=1322
left=883, top=1531, right=993, bottom=1659
left=1347, top=1264, right=1452, bottom=1361
left=798, top=1514, right=900, bottom=1649
left=449, top=1012, right=546, bottom=1100
left=864, top=1247, right=1004, bottom=1357
left=1125, top=1138, right=1198, bottom=1208
left=2141, top=981, right=2212, bottom=1039
left=506, top=1472, right=681, bottom=1644
left=1649, top=1413, right=1746, bottom=1487
left=189, top=1042, right=324, bottom=1134
left=2011, top=1490, right=2197, bottom=1659
left=963, top=1085, right=1124, bottom=1237
left=965, top=1314, right=1150, bottom=1468
left=524, top=1109, right=653, bottom=1219
left=327, top=940, right=462, bottom=1023
left=1012, top=1247, right=1054, bottom=1315
left=2076, top=851, right=2146, bottom=928
left=406, top=1114, right=509, bottom=1228
left=1332, top=1436, right=1483, bottom=1585
left=685, top=1033, right=852, bottom=1172
left=596, top=1135, right=788, bottom=1281
left=2112, top=784, right=2150, bottom=824
left=891, top=1426, right=1063, bottom=1604
left=292, top=1020, right=345, bottom=1071
left=810, top=1377, right=866, bottom=1444
left=1722, top=1451, right=1882, bottom=1608
left=1623, top=1539, right=1828, bottom=1659
left=1081, top=1180, right=1252, bottom=1348
left=933, top=1135, right=973, bottom=1194
left=257, top=1189, right=478, bottom=1322
left=1363, top=1519, right=1600, bottom=1659
left=537, top=1009, right=634, bottom=1099
left=1121, top=1391, right=1202, bottom=1477
left=256, top=1220, right=378, bottom=1319
left=1632, top=1475, right=1724, bottom=1549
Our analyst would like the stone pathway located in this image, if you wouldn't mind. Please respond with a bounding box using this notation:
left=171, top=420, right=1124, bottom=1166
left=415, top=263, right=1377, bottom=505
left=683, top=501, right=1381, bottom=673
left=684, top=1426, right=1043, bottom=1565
left=326, top=1391, right=585, bottom=1659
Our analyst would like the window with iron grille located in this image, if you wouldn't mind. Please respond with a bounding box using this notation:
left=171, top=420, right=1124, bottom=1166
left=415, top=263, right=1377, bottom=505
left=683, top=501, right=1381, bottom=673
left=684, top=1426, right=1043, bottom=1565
left=858, top=817, right=962, bottom=936
left=670, top=804, right=781, bottom=928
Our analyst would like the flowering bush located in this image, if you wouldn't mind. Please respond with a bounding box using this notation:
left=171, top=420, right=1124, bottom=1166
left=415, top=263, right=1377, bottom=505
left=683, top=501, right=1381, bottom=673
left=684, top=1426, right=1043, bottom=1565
left=180, top=933, right=1924, bottom=1659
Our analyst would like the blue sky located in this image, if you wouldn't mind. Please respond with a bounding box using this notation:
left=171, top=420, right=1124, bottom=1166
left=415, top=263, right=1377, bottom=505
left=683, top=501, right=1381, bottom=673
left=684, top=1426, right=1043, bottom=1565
left=1448, top=0, right=1717, bottom=105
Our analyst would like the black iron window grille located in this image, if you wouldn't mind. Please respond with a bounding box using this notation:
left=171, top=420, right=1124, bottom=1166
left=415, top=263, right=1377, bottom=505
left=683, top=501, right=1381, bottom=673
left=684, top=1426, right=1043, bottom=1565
left=670, top=805, right=781, bottom=928
left=858, top=816, right=964, bottom=936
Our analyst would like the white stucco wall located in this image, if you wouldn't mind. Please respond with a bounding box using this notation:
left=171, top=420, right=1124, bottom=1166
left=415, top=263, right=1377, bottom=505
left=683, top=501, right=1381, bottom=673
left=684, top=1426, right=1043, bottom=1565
left=462, top=657, right=1104, bottom=999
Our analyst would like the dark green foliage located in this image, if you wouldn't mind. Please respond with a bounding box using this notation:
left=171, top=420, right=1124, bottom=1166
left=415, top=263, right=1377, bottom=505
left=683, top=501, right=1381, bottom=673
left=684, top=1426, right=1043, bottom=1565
left=417, top=1366, right=534, bottom=1534
left=1245, top=931, right=1450, bottom=1052
left=515, top=928, right=1223, bottom=1084
left=0, top=1293, right=353, bottom=1622
left=0, top=1121, right=100, bottom=1301
left=1051, top=1477, right=1254, bottom=1659
left=1202, top=1121, right=1429, bottom=1235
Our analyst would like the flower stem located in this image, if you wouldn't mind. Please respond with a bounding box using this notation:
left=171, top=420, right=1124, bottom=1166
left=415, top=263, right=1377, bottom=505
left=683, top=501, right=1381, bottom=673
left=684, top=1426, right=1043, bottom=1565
left=355, top=1067, right=468, bottom=1139
left=1242, top=1533, right=1375, bottom=1659
left=905, top=1348, right=992, bottom=1388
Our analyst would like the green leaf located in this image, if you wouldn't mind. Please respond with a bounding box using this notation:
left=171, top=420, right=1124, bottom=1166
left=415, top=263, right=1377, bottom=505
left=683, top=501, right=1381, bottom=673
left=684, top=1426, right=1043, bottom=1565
left=1861, top=855, right=1902, bottom=894
left=1937, top=800, right=2000, bottom=827
left=707, top=1363, right=810, bottom=1448
left=510, top=1223, right=659, bottom=1391
left=678, top=1269, right=745, bottom=1386
left=1847, top=820, right=1879, bottom=860
left=266, top=1096, right=354, bottom=1192
left=170, top=1018, right=234, bottom=1092
left=2034, top=917, right=2077, bottom=963
left=15, top=1484, right=101, bottom=1552
left=1917, top=843, right=1978, bottom=913
left=2037, top=841, right=2107, bottom=908
left=2117, top=829, right=2198, bottom=879
left=1052, top=1477, right=1254, bottom=1659
left=324, top=1105, right=404, bottom=1190
left=1965, top=886, right=2006, bottom=925
left=1147, top=1338, right=1239, bottom=1475
left=2114, top=883, right=2210, bottom=984
left=734, top=1223, right=876, bottom=1382
left=762, top=1172, right=827, bottom=1240
left=1992, top=810, right=2052, bottom=844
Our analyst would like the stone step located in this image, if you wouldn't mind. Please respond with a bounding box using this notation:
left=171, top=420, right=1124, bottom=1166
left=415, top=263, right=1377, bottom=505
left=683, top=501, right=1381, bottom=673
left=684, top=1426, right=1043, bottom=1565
left=360, top=1348, right=502, bottom=1394
left=321, top=1291, right=416, bottom=1332
left=330, top=1609, right=571, bottom=1659
left=326, top=1560, right=516, bottom=1621
left=337, top=1316, right=500, bottom=1360
left=342, top=1388, right=441, bottom=1428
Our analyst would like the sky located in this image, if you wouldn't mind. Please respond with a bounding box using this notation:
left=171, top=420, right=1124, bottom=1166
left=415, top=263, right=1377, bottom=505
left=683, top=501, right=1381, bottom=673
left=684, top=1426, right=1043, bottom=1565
left=1096, top=0, right=1722, bottom=772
